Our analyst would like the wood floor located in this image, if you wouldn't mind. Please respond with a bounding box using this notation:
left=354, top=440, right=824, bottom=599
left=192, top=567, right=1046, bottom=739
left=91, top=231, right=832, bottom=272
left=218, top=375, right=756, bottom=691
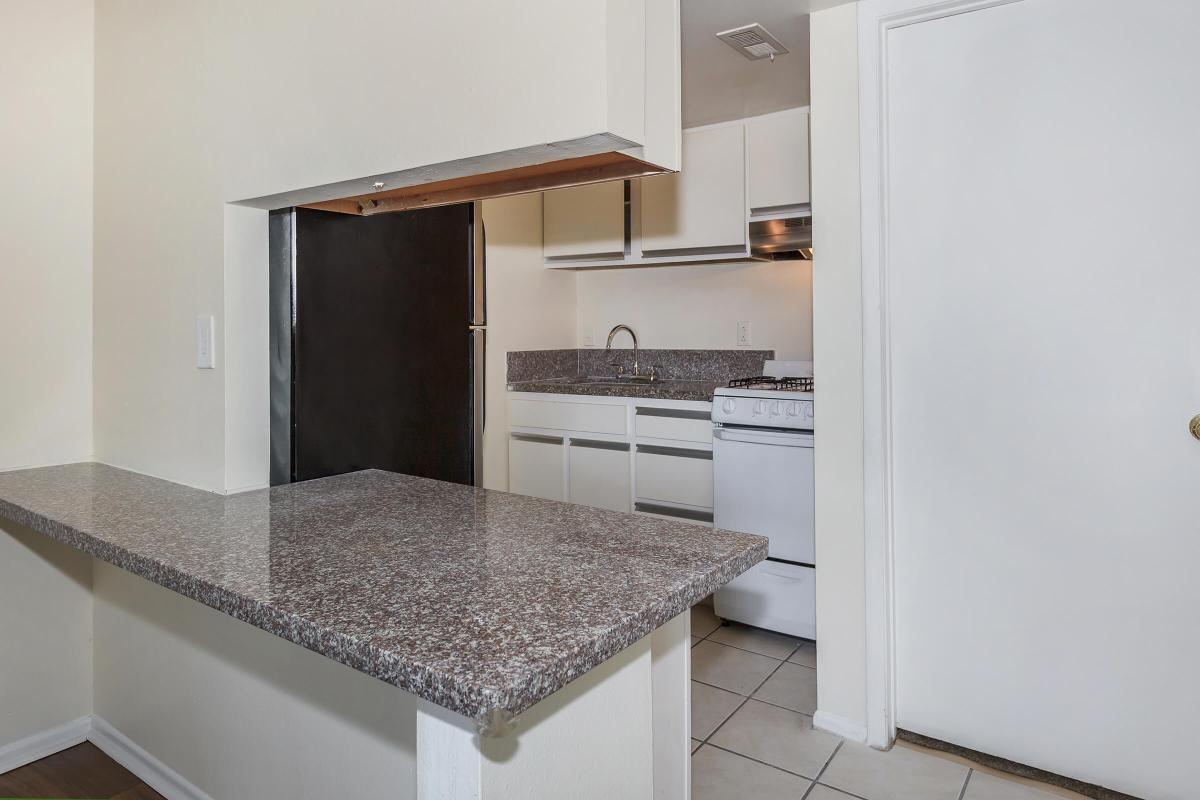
left=0, top=743, right=164, bottom=799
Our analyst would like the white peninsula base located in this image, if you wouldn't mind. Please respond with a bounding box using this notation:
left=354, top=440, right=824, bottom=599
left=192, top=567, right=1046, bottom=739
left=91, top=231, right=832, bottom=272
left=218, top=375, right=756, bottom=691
left=1, top=522, right=692, bottom=800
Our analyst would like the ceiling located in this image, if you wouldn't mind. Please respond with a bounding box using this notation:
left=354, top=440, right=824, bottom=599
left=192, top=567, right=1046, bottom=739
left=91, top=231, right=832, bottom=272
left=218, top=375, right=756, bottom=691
left=681, top=0, right=811, bottom=128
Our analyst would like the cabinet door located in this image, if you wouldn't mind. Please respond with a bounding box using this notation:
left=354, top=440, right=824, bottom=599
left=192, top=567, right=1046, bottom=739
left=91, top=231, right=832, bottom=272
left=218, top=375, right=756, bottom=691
left=508, top=434, right=564, bottom=501
left=639, top=125, right=746, bottom=255
left=635, top=445, right=713, bottom=509
left=747, top=109, right=810, bottom=212
left=543, top=181, right=626, bottom=260
left=569, top=440, right=631, bottom=512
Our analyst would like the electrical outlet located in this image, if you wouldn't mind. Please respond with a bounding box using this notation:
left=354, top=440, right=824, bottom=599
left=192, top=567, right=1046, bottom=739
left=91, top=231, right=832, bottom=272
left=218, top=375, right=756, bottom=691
left=196, top=315, right=215, bottom=369
left=581, top=324, right=594, bottom=347
left=736, top=321, right=752, bottom=347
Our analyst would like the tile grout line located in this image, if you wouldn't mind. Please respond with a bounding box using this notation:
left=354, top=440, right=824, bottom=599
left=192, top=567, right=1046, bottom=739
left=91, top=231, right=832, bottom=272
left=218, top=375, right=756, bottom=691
left=696, top=626, right=808, bottom=663
left=691, top=677, right=817, bottom=718
left=703, top=741, right=832, bottom=784
left=957, top=768, right=974, bottom=800
left=799, top=739, right=844, bottom=800
left=698, top=646, right=791, bottom=747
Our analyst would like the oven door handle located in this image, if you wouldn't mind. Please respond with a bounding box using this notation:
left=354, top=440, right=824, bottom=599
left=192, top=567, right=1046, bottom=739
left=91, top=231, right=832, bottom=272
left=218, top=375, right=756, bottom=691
left=713, top=427, right=814, bottom=447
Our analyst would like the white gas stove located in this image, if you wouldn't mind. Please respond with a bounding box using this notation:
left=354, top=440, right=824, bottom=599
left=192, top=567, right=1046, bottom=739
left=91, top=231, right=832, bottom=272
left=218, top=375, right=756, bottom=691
left=711, top=360, right=816, bottom=640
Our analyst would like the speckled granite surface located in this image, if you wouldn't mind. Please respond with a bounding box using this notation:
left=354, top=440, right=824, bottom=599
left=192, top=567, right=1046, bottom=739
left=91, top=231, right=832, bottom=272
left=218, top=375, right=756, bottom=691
left=507, top=348, right=774, bottom=401
left=507, top=378, right=724, bottom=402
left=0, top=463, right=766, bottom=726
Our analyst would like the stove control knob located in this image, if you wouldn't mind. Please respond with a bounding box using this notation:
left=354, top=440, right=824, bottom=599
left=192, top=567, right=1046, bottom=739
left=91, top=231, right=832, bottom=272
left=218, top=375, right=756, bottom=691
left=753, top=400, right=766, bottom=416
left=786, top=402, right=799, bottom=417
left=803, top=404, right=814, bottom=420
left=721, top=398, right=737, bottom=415
left=769, top=401, right=782, bottom=416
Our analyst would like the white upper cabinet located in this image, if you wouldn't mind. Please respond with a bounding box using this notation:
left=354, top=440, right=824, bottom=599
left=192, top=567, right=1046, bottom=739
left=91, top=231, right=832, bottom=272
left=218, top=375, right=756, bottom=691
left=543, top=181, right=626, bottom=261
left=640, top=124, right=747, bottom=255
left=747, top=108, right=810, bottom=213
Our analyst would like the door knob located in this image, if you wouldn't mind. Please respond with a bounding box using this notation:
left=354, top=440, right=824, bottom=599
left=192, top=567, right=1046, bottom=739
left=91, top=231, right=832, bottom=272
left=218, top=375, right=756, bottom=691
left=1191, top=415, right=1200, bottom=441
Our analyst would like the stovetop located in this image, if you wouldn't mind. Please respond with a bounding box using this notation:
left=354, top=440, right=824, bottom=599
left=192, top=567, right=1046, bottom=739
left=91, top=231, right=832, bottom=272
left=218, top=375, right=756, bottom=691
left=725, top=375, right=814, bottom=393
left=712, top=363, right=815, bottom=430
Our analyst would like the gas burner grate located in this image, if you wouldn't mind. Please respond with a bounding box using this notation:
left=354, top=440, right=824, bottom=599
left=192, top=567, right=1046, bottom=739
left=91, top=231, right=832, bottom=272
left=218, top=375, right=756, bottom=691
left=727, top=376, right=814, bottom=392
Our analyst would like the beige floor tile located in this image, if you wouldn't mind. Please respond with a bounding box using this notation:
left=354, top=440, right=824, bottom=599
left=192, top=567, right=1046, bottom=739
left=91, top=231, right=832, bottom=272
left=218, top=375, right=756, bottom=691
left=691, top=604, right=722, bottom=638
left=807, top=786, right=860, bottom=800
left=709, top=699, right=840, bottom=779
left=691, top=680, right=745, bottom=740
left=821, top=741, right=969, bottom=800
left=691, top=641, right=781, bottom=695
left=692, top=738, right=703, bottom=754
left=708, top=623, right=801, bottom=659
left=963, top=771, right=1081, bottom=800
left=753, top=662, right=817, bottom=714
left=788, top=640, right=817, bottom=667
left=692, top=636, right=702, bottom=647
left=692, top=745, right=811, bottom=800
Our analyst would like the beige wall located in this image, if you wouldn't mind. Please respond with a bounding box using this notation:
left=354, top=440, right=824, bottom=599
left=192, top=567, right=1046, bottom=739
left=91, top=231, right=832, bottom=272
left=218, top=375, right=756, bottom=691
left=481, top=194, right=578, bottom=491
left=93, top=562, right=419, bottom=798
left=91, top=0, right=675, bottom=493
left=0, top=524, right=93, bottom=750
left=809, top=2, right=868, bottom=740
left=575, top=260, right=813, bottom=361
left=0, top=0, right=94, bottom=471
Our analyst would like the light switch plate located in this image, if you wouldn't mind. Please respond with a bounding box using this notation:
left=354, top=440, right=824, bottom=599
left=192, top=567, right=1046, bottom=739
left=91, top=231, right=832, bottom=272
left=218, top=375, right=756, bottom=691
left=736, top=320, right=752, bottom=347
left=581, top=324, right=595, bottom=348
left=196, top=315, right=215, bottom=369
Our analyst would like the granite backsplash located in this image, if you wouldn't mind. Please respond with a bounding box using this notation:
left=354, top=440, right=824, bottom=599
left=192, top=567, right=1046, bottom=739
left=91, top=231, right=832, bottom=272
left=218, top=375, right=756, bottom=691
left=507, top=348, right=775, bottom=383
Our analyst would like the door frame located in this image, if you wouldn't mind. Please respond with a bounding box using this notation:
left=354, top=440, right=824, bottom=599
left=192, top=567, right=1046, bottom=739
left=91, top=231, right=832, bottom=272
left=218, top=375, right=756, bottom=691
left=856, top=0, right=1027, bottom=749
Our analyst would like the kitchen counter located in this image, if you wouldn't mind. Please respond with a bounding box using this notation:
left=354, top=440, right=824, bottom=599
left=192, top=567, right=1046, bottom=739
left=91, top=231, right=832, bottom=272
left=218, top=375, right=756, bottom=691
left=0, top=462, right=765, bottom=729
left=507, top=377, right=722, bottom=402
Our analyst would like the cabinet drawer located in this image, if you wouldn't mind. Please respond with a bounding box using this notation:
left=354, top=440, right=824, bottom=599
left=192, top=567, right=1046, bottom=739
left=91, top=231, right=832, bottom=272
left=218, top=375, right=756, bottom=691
left=714, top=561, right=815, bottom=640
left=508, top=434, right=564, bottom=501
left=569, top=439, right=631, bottom=512
left=510, top=399, right=627, bottom=436
left=634, top=407, right=712, bottom=444
left=634, top=501, right=713, bottom=527
left=635, top=445, right=713, bottom=508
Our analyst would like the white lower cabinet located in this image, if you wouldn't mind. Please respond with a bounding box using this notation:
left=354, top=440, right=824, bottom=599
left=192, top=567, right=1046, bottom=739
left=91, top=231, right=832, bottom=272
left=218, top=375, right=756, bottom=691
left=509, top=394, right=715, bottom=523
left=508, top=434, right=565, bottom=501
left=569, top=439, right=631, bottom=512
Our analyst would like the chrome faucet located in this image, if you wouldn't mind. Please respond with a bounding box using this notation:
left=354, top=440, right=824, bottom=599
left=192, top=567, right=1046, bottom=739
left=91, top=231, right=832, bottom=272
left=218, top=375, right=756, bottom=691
left=605, top=324, right=640, bottom=377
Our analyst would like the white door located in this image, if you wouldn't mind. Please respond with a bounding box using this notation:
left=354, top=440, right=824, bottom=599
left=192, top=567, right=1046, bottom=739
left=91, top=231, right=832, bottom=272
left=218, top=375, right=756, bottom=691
left=883, top=2, right=1200, bottom=798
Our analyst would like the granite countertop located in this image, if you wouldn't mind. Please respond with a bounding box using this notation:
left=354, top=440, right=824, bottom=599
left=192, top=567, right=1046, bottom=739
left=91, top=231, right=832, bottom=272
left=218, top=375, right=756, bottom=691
left=0, top=463, right=766, bottom=729
left=505, top=348, right=776, bottom=402
left=507, top=377, right=723, bottom=402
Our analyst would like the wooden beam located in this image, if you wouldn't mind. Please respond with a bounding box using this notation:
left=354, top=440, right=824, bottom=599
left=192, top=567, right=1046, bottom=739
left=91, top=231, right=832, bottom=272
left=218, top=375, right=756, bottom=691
left=301, top=152, right=668, bottom=216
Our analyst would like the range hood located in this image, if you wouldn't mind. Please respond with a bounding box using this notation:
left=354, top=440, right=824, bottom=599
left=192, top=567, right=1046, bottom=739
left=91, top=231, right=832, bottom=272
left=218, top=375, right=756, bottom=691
left=750, top=214, right=813, bottom=261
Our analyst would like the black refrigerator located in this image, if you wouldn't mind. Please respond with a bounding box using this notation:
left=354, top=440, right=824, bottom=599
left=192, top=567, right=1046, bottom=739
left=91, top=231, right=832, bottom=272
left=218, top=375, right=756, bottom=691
left=268, top=202, right=485, bottom=487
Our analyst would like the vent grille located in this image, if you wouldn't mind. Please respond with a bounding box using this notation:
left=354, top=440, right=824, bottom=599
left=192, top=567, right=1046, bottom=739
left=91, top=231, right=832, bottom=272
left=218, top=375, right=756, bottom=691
left=717, top=23, right=789, bottom=61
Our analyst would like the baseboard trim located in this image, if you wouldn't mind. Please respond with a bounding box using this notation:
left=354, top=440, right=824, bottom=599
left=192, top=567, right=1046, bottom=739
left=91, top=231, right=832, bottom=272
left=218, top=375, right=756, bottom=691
left=0, top=716, right=91, bottom=775
left=812, top=710, right=868, bottom=743
left=88, top=716, right=214, bottom=800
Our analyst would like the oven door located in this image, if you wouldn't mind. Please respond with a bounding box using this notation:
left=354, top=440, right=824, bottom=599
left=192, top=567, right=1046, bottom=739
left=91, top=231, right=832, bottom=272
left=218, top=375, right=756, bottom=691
left=712, top=426, right=815, bottom=564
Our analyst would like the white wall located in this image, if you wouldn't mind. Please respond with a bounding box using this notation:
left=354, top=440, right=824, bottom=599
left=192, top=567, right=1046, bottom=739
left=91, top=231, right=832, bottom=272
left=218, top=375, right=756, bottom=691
left=0, top=524, right=93, bottom=752
left=93, top=562, right=419, bottom=798
left=808, top=2, right=868, bottom=742
left=481, top=194, right=578, bottom=491
left=91, top=0, right=677, bottom=493
left=0, top=0, right=94, bottom=471
left=575, top=260, right=813, bottom=360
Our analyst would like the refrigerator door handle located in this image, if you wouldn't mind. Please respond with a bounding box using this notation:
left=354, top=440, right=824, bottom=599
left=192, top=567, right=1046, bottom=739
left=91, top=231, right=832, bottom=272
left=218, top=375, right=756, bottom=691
left=470, top=201, right=486, bottom=327
left=471, top=327, right=486, bottom=487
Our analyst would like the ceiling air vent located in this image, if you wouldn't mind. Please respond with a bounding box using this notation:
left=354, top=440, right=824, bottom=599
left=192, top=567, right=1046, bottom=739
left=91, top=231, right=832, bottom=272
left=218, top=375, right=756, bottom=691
left=717, top=23, right=790, bottom=61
